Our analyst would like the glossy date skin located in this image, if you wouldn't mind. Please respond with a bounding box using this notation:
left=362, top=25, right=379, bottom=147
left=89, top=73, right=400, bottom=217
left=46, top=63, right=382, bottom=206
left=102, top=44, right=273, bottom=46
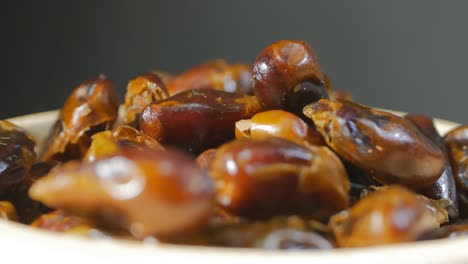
left=405, top=114, right=459, bottom=220
left=166, top=60, right=252, bottom=96
left=252, top=40, right=326, bottom=110
left=0, top=120, right=36, bottom=195
left=235, top=110, right=324, bottom=147
left=210, top=138, right=350, bottom=220
left=124, top=73, right=169, bottom=128
left=41, top=76, right=120, bottom=162
left=303, top=99, right=445, bottom=190
left=444, top=126, right=468, bottom=218
left=29, top=148, right=214, bottom=238
left=330, top=186, right=448, bottom=247
left=140, top=89, right=262, bottom=154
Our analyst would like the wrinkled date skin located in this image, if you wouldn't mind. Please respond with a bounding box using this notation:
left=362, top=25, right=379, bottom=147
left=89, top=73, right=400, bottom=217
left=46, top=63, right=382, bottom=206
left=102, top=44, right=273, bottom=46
left=304, top=99, right=445, bottom=190
left=3, top=162, right=54, bottom=223
left=41, top=76, right=120, bottom=162
left=124, top=73, right=169, bottom=128
left=252, top=40, right=326, bottom=110
left=29, top=148, right=215, bottom=238
left=235, top=110, right=324, bottom=147
left=0, top=201, right=19, bottom=221
left=83, top=125, right=163, bottom=162
left=444, top=126, right=468, bottom=217
left=329, top=186, right=447, bottom=247
left=405, top=114, right=459, bottom=220
left=167, top=60, right=252, bottom=96
left=210, top=137, right=350, bottom=220
left=0, top=120, right=36, bottom=195
left=140, top=89, right=262, bottom=154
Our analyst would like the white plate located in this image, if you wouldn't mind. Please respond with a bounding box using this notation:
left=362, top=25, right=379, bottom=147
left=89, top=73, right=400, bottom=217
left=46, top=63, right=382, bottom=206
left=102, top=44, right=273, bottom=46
left=1, top=110, right=467, bottom=264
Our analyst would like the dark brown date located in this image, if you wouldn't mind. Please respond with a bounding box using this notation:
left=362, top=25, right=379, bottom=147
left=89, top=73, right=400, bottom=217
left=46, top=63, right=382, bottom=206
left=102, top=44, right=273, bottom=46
left=31, top=210, right=96, bottom=234
left=167, top=60, right=252, bottom=95
left=140, top=89, right=262, bottom=154
left=304, top=99, right=445, bottom=190
left=330, top=186, right=448, bottom=247
left=285, top=81, right=328, bottom=119
left=252, top=40, right=325, bottom=109
left=41, top=75, right=120, bottom=162
left=210, top=138, right=349, bottom=220
left=3, top=162, right=54, bottom=223
left=235, top=110, right=324, bottom=146
left=0, top=120, right=36, bottom=195
left=444, top=125, right=468, bottom=218
left=83, top=125, right=163, bottom=162
left=29, top=148, right=214, bottom=238
left=405, top=114, right=459, bottom=220
left=124, top=73, right=169, bottom=128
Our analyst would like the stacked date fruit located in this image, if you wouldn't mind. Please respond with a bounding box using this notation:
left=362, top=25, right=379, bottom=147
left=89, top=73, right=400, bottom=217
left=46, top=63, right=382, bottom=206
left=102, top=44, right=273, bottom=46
left=1, top=40, right=468, bottom=249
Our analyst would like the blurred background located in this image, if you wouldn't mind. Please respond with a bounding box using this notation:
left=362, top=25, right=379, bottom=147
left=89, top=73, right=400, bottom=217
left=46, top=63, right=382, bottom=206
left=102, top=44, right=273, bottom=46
left=2, top=0, right=468, bottom=124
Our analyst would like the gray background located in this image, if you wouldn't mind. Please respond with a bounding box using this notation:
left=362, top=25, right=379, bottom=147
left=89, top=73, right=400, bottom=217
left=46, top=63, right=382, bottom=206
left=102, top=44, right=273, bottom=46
left=2, top=0, right=468, bottom=125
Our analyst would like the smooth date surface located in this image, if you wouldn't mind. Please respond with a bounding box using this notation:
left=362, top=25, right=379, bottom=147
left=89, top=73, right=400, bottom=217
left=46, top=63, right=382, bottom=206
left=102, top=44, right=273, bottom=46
left=253, top=40, right=325, bottom=109
left=30, top=148, right=215, bottom=238
left=210, top=138, right=350, bottom=220
left=140, top=89, right=262, bottom=154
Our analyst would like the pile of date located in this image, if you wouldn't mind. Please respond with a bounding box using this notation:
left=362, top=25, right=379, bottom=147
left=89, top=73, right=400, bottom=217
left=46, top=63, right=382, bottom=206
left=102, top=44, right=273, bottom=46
left=1, top=40, right=468, bottom=250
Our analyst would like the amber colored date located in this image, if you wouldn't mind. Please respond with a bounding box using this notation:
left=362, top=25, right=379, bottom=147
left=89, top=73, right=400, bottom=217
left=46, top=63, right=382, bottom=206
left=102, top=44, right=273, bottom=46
left=330, top=186, right=448, bottom=247
left=29, top=148, right=214, bottom=238
left=304, top=99, right=445, bottom=190
left=235, top=110, right=324, bottom=147
left=140, top=89, right=262, bottom=154
left=210, top=138, right=349, bottom=220
left=41, top=75, right=120, bottom=162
